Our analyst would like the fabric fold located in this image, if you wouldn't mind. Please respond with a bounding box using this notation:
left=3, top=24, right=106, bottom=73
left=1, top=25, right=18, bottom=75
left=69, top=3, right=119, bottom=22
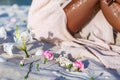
left=28, top=0, right=120, bottom=69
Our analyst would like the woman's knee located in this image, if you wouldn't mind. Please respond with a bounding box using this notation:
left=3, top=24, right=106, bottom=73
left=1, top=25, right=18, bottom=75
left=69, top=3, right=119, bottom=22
left=64, top=0, right=100, bottom=35
left=100, top=0, right=120, bottom=32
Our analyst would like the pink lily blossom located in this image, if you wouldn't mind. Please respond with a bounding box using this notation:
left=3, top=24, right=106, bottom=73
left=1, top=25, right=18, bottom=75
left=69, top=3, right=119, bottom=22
left=43, top=50, right=54, bottom=60
left=73, top=60, right=84, bottom=70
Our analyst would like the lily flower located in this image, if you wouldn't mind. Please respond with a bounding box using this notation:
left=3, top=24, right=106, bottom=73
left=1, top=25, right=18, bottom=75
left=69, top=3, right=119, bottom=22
left=42, top=50, right=54, bottom=64
left=73, top=60, right=84, bottom=71
left=56, top=56, right=73, bottom=70
left=14, top=25, right=29, bottom=58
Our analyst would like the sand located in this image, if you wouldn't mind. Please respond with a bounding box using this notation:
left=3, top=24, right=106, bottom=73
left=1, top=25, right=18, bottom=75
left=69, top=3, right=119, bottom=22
left=0, top=4, right=120, bottom=80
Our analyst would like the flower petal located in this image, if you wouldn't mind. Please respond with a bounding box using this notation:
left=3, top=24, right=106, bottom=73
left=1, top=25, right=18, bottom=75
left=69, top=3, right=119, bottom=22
left=3, top=43, right=14, bottom=56
left=0, top=27, right=7, bottom=39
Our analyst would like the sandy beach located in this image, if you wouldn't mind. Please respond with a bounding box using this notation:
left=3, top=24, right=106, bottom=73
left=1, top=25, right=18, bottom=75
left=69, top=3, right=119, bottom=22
left=0, top=4, right=120, bottom=80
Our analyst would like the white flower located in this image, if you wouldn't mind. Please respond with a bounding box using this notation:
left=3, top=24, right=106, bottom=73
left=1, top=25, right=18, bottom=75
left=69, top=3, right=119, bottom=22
left=14, top=30, right=33, bottom=50
left=0, top=27, right=7, bottom=39
left=3, top=43, right=14, bottom=56
left=14, top=37, right=26, bottom=51
left=19, top=30, right=33, bottom=43
left=14, top=26, right=30, bottom=51
left=14, top=32, right=26, bottom=51
left=56, top=55, right=72, bottom=67
left=14, top=26, right=30, bottom=58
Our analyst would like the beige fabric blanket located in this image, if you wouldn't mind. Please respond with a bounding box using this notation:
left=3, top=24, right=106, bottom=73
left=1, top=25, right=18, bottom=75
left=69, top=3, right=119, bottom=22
left=28, top=0, right=120, bottom=69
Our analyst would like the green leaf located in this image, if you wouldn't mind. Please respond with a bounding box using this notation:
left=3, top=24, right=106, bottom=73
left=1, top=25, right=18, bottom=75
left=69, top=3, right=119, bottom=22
left=19, top=63, right=24, bottom=67
left=90, top=77, right=95, bottom=80
left=36, top=64, right=39, bottom=71
left=75, top=68, right=80, bottom=72
left=67, top=64, right=73, bottom=70
left=15, top=25, right=20, bottom=40
left=24, top=75, right=28, bottom=80
left=21, top=36, right=27, bottom=50
left=44, top=58, right=47, bottom=64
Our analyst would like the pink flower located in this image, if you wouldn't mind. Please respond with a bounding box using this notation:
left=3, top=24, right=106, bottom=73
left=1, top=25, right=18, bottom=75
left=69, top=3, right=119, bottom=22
left=10, top=18, right=16, bottom=23
left=42, top=50, right=54, bottom=64
left=73, top=60, right=84, bottom=70
left=20, top=59, right=24, bottom=67
left=42, top=50, right=54, bottom=60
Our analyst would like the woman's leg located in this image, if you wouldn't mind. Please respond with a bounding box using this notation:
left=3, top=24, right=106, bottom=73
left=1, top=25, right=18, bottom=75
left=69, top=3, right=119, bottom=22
left=116, top=0, right=120, bottom=4
left=100, top=0, right=120, bottom=32
left=64, top=0, right=100, bottom=35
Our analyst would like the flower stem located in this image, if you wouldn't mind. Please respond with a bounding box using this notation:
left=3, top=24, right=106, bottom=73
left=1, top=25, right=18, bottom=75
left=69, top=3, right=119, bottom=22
left=75, top=68, right=80, bottom=72
left=24, top=49, right=29, bottom=58
left=36, top=64, right=39, bottom=71
left=44, top=58, right=47, bottom=64
left=24, top=62, right=33, bottom=80
left=90, top=77, right=95, bottom=80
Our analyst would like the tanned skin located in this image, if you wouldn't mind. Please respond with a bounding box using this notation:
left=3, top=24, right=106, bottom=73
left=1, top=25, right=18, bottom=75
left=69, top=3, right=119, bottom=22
left=100, top=0, right=120, bottom=32
left=64, top=0, right=100, bottom=35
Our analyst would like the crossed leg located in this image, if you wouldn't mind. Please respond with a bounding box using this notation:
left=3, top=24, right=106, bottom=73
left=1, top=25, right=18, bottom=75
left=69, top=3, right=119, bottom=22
left=100, top=0, right=120, bottom=32
left=64, top=0, right=100, bottom=35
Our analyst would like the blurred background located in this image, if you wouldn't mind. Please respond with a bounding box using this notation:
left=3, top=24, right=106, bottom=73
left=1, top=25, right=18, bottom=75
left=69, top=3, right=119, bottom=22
left=0, top=0, right=32, bottom=5
left=0, top=0, right=32, bottom=43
